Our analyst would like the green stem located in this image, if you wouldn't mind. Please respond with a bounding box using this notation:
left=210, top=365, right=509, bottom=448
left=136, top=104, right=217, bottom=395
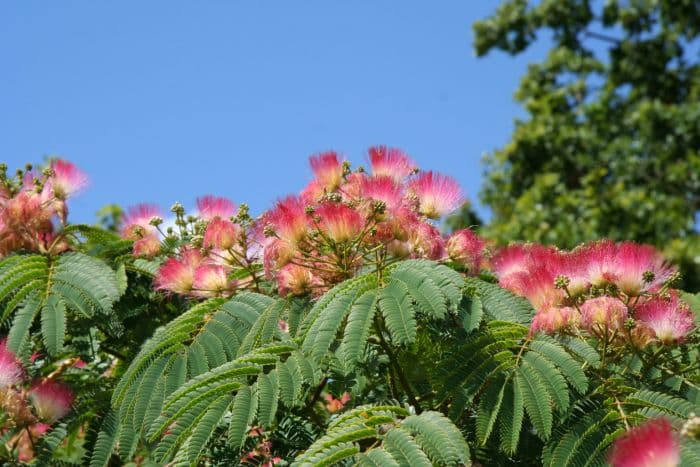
left=373, top=317, right=421, bottom=412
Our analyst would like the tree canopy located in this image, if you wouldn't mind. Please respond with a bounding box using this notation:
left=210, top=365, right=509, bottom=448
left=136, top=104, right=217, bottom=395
left=473, top=0, right=700, bottom=288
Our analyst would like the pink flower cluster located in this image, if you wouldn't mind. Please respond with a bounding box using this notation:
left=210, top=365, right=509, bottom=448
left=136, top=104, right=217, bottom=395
left=241, top=426, right=282, bottom=467
left=493, top=241, right=694, bottom=346
left=0, top=160, right=87, bottom=256
left=143, top=147, right=486, bottom=298
left=262, top=147, right=478, bottom=296
left=0, top=339, right=74, bottom=461
left=151, top=197, right=249, bottom=297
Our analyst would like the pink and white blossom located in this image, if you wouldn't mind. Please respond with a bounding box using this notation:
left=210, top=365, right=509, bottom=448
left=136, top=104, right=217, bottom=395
left=367, top=146, right=416, bottom=181
left=192, top=265, right=232, bottom=297
left=155, top=248, right=203, bottom=294
left=121, top=204, right=162, bottom=240
left=580, top=296, right=628, bottom=335
left=309, top=151, right=344, bottom=190
left=530, top=307, right=579, bottom=335
left=28, top=380, right=74, bottom=423
left=276, top=263, right=321, bottom=297
left=0, top=339, right=24, bottom=388
left=196, top=195, right=236, bottom=221
left=265, top=196, right=308, bottom=245
left=446, top=228, right=486, bottom=273
left=359, top=176, right=404, bottom=212
left=203, top=218, right=240, bottom=250
left=46, top=159, right=88, bottom=200
left=407, top=222, right=445, bottom=260
left=132, top=233, right=161, bottom=258
left=408, top=171, right=463, bottom=219
left=608, top=418, right=680, bottom=467
left=635, top=293, right=694, bottom=344
left=314, top=203, right=364, bottom=243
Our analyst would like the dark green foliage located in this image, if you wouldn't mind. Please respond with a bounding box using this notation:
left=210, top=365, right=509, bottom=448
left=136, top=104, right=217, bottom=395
left=71, top=258, right=699, bottom=466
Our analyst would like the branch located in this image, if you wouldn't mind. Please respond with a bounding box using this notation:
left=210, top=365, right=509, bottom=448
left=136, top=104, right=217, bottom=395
left=584, top=30, right=621, bottom=45
left=373, top=318, right=422, bottom=412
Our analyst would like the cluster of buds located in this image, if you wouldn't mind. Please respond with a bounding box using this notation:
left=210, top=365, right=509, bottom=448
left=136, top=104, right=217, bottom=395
left=240, top=426, right=282, bottom=466
left=0, top=340, right=74, bottom=462
left=0, top=160, right=87, bottom=257
left=137, top=147, right=487, bottom=299
left=493, top=241, right=695, bottom=348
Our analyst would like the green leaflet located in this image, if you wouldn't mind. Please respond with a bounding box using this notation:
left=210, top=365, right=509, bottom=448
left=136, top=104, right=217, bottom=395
left=466, top=276, right=535, bottom=324
left=337, top=290, right=378, bottom=370
left=516, top=365, right=553, bottom=440
left=379, top=280, right=417, bottom=345
left=1, top=252, right=120, bottom=356
left=293, top=407, right=468, bottom=467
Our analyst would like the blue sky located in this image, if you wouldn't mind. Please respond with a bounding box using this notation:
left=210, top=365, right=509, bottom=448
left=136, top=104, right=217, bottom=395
left=1, top=1, right=549, bottom=224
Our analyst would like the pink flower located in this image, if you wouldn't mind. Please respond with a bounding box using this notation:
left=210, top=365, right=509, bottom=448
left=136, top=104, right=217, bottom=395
left=530, top=307, right=579, bottom=336
left=192, top=265, right=232, bottom=297
left=367, top=146, right=416, bottom=181
left=203, top=218, right=240, bottom=250
left=155, top=248, right=203, bottom=294
left=309, top=151, right=344, bottom=190
left=580, top=297, right=628, bottom=336
left=0, top=339, right=24, bottom=388
left=0, top=191, right=54, bottom=255
left=276, top=264, right=321, bottom=297
left=583, top=240, right=619, bottom=288
left=196, top=195, right=236, bottom=221
left=635, top=293, right=694, bottom=344
left=30, top=422, right=51, bottom=437
left=557, top=247, right=593, bottom=296
left=300, top=180, right=326, bottom=204
left=73, top=358, right=87, bottom=369
left=338, top=172, right=367, bottom=202
left=629, top=322, right=656, bottom=349
left=313, top=203, right=364, bottom=243
left=584, top=241, right=675, bottom=295
left=492, top=244, right=536, bottom=287
left=492, top=244, right=569, bottom=309
left=446, top=228, right=486, bottom=273
left=249, top=426, right=265, bottom=437
left=407, top=222, right=445, bottom=260
left=47, top=159, right=88, bottom=199
left=613, top=242, right=676, bottom=296
left=263, top=238, right=296, bottom=276
left=121, top=204, right=161, bottom=240
left=608, top=418, right=679, bottom=467
left=383, top=206, right=421, bottom=243
left=509, top=267, right=565, bottom=311
left=28, top=380, right=74, bottom=423
left=132, top=233, right=161, bottom=258
left=265, top=196, right=308, bottom=244
left=386, top=239, right=411, bottom=259
left=324, top=392, right=351, bottom=413
left=360, top=176, right=404, bottom=212
left=407, top=171, right=463, bottom=219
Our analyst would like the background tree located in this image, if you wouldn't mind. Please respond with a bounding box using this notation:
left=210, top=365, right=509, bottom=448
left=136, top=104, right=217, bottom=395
left=472, top=0, right=700, bottom=290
